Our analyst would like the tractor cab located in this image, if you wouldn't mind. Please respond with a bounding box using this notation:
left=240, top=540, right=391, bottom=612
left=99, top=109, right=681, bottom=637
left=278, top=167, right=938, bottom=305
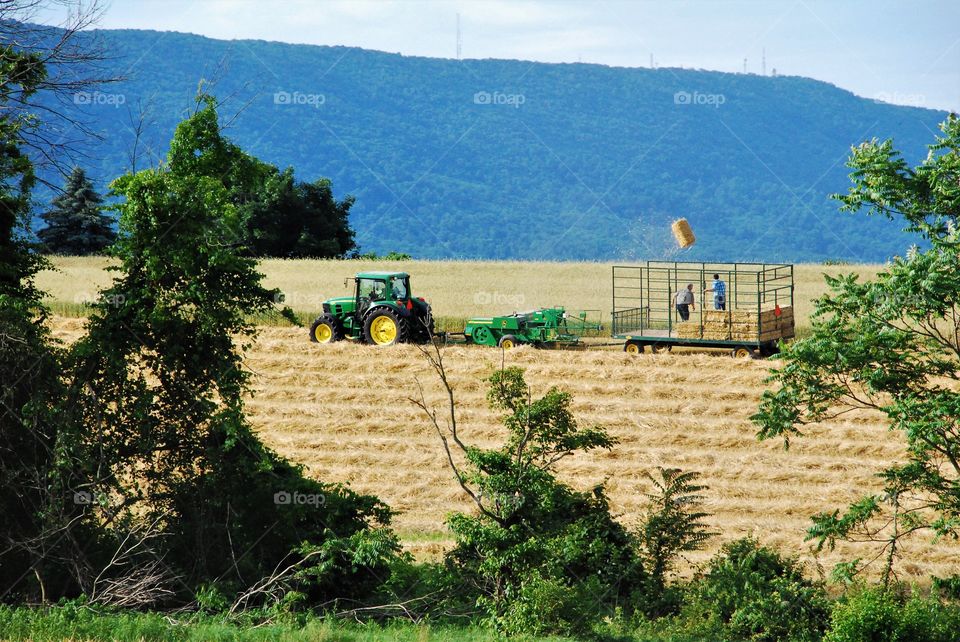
left=355, top=272, right=410, bottom=311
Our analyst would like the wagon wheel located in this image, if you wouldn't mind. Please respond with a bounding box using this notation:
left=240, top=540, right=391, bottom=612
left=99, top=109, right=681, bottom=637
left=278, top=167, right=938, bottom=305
left=624, top=341, right=644, bottom=354
left=732, top=346, right=757, bottom=359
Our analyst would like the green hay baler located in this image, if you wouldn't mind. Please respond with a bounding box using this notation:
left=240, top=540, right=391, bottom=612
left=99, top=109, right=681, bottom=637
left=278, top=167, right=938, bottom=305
left=464, top=307, right=599, bottom=349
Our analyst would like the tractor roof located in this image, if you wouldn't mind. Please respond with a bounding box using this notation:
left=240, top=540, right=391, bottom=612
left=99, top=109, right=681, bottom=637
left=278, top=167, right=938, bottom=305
left=355, top=271, right=409, bottom=279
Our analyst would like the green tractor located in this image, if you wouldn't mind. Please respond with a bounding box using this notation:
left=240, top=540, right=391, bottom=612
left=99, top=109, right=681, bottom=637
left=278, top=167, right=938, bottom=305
left=309, top=271, right=433, bottom=346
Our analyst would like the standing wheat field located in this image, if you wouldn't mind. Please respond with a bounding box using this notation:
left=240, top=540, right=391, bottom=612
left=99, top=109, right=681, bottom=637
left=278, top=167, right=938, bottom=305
left=38, top=257, right=883, bottom=334
left=48, top=313, right=960, bottom=582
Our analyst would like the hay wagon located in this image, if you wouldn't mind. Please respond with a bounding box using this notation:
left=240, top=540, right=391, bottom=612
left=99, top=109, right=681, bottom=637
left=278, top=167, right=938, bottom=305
left=611, top=262, right=795, bottom=358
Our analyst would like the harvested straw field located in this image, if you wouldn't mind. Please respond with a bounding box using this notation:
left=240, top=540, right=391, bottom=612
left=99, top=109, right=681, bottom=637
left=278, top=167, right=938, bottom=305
left=48, top=316, right=960, bottom=582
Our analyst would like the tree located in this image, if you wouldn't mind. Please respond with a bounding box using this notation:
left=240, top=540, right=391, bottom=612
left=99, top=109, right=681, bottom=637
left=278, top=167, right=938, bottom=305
left=65, top=94, right=398, bottom=605
left=163, top=102, right=356, bottom=258
left=245, top=169, right=356, bottom=258
left=0, top=2, right=116, bottom=603
left=752, top=115, right=960, bottom=583
left=0, top=1, right=119, bottom=174
left=37, top=166, right=114, bottom=254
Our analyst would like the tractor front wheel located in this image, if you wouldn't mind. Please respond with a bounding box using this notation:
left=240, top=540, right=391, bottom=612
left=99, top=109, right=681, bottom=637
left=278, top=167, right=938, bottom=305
left=309, top=314, right=342, bottom=344
left=363, top=307, right=409, bottom=346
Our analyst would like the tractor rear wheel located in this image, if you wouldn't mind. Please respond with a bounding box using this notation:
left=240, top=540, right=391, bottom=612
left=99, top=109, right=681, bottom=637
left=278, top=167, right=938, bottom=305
left=363, top=307, right=409, bottom=346
left=498, top=334, right=519, bottom=350
left=411, top=314, right=435, bottom=343
left=309, top=314, right=341, bottom=344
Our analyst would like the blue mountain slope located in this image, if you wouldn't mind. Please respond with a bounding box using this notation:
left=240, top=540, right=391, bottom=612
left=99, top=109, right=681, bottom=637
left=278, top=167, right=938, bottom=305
left=36, top=28, right=948, bottom=261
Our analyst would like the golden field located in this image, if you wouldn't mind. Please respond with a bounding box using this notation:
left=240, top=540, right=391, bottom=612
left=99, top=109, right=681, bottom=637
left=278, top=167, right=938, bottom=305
left=50, top=305, right=958, bottom=583
left=38, top=257, right=884, bottom=334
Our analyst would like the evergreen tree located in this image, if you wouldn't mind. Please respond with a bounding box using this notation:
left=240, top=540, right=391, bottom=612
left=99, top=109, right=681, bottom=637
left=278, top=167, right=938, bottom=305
left=37, top=167, right=115, bottom=255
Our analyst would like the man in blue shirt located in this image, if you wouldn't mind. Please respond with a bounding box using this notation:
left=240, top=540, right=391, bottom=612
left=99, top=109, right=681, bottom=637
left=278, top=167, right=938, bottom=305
left=705, top=273, right=726, bottom=310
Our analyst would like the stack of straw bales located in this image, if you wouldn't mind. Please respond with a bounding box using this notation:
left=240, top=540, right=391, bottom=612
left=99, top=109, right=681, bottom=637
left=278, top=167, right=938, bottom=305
left=675, top=306, right=794, bottom=341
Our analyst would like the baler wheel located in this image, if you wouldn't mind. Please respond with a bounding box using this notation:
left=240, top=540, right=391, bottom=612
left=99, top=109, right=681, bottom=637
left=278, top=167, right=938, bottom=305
left=471, top=326, right=494, bottom=346
left=498, top=335, right=519, bottom=350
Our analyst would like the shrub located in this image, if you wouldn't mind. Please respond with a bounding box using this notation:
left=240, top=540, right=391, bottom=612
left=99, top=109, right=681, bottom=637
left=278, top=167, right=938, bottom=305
left=419, top=364, right=646, bottom=635
left=825, top=587, right=960, bottom=642
left=932, top=574, right=960, bottom=601
left=355, top=251, right=412, bottom=260
left=683, top=538, right=830, bottom=642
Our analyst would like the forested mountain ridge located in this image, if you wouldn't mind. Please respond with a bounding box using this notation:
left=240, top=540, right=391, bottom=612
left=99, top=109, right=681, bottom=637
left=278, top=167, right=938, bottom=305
left=36, top=27, right=948, bottom=261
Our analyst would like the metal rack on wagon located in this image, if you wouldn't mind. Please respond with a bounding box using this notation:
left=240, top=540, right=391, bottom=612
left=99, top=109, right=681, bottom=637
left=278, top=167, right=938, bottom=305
left=611, top=261, right=795, bottom=358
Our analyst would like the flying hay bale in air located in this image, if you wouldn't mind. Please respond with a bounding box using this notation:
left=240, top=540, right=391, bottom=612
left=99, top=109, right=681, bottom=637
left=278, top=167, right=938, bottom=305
left=671, top=218, right=695, bottom=248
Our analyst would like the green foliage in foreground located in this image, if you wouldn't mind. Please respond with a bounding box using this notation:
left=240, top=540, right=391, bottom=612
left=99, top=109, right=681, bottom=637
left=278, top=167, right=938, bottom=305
left=4, top=585, right=960, bottom=642
left=680, top=538, right=830, bottom=642
left=753, top=115, right=960, bottom=584
left=0, top=605, right=572, bottom=642
left=824, top=587, right=960, bottom=642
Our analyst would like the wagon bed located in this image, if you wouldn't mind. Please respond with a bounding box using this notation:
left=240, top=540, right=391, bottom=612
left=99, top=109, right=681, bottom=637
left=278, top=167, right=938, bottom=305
left=610, top=262, right=795, bottom=358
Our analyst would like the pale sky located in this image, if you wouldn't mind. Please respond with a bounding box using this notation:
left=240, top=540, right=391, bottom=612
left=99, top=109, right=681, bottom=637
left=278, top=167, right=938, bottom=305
left=43, top=0, right=960, bottom=111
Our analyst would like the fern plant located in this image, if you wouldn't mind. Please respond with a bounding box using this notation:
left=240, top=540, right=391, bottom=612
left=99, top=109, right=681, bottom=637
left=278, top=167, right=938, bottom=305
left=637, top=467, right=715, bottom=601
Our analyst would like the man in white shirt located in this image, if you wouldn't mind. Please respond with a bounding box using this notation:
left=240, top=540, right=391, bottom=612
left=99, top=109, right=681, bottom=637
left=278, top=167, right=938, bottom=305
left=675, top=284, right=695, bottom=321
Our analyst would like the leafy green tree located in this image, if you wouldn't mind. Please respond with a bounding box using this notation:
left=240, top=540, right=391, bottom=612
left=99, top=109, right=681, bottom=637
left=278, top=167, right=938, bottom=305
left=159, top=99, right=355, bottom=259
left=0, top=43, right=60, bottom=602
left=753, top=115, right=960, bottom=583
left=37, top=167, right=114, bottom=255
left=0, top=33, right=112, bottom=603
left=67, top=94, right=398, bottom=604
left=245, top=169, right=355, bottom=258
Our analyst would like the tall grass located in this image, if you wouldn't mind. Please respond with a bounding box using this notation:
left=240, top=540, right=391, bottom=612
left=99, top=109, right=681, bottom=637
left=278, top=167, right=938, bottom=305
left=0, top=606, right=572, bottom=642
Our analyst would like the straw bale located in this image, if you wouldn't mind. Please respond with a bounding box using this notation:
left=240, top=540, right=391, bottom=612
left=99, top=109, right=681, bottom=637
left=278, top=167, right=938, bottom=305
left=671, top=219, right=696, bottom=248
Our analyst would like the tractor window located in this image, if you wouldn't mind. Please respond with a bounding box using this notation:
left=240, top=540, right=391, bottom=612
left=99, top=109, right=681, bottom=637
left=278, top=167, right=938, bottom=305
left=391, top=277, right=408, bottom=299
left=358, top=278, right=386, bottom=300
